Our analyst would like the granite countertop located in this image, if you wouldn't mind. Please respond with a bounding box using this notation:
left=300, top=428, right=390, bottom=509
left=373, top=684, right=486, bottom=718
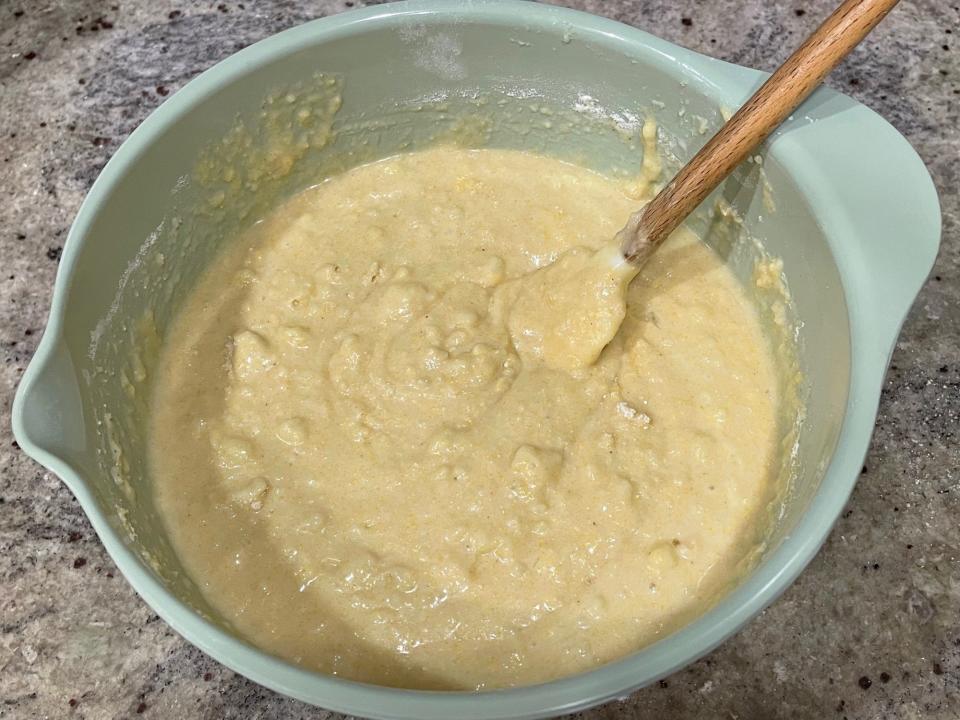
left=1, top=1, right=957, bottom=718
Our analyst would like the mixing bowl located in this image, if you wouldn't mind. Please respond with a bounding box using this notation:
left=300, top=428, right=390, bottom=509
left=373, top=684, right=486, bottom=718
left=12, top=1, right=940, bottom=718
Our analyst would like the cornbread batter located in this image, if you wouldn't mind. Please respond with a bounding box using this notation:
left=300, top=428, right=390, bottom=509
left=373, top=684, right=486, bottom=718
left=149, top=148, right=779, bottom=689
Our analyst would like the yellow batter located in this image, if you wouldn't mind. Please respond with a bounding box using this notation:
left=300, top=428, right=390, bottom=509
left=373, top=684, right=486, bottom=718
left=149, top=147, right=779, bottom=689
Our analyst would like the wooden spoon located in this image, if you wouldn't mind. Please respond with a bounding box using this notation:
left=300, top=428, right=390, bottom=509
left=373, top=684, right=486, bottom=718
left=616, top=0, right=900, bottom=267
left=505, top=0, right=900, bottom=372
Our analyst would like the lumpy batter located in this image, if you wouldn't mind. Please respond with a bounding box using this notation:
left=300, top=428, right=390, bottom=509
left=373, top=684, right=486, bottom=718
left=149, top=148, right=779, bottom=689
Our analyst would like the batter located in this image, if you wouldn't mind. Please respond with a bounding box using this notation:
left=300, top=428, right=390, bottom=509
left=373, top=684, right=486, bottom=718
left=149, top=147, right=779, bottom=689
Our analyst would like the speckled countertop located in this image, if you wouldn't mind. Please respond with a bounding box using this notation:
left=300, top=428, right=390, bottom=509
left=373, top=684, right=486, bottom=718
left=1, top=1, right=957, bottom=718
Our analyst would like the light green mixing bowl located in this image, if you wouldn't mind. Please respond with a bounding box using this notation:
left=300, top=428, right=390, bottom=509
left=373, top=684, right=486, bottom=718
left=12, top=2, right=940, bottom=718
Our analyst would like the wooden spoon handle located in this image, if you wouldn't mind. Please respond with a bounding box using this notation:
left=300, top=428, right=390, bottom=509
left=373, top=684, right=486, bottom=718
left=620, top=0, right=900, bottom=264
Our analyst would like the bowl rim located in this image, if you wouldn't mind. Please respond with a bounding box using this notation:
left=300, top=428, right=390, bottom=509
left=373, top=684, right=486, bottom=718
left=12, top=1, right=940, bottom=718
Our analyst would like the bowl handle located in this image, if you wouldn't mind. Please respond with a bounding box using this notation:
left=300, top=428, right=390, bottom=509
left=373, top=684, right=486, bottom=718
left=684, top=53, right=941, bottom=360
left=777, top=96, right=941, bottom=362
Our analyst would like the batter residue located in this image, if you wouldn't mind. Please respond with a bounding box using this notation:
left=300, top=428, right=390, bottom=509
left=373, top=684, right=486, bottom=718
left=149, top=147, right=779, bottom=689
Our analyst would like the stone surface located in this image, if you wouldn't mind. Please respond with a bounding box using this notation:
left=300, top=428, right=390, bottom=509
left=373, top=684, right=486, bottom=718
left=1, top=0, right=957, bottom=718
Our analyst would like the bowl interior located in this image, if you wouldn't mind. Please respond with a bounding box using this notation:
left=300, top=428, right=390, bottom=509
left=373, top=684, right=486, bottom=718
left=40, top=7, right=849, bottom=689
